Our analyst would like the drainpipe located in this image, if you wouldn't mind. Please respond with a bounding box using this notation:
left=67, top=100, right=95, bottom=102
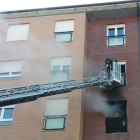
left=137, top=0, right=140, bottom=66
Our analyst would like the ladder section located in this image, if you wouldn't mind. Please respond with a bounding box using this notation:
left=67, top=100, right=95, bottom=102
left=0, top=76, right=107, bottom=107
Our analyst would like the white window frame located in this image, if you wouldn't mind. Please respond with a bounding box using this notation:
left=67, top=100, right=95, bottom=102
left=51, top=65, right=70, bottom=71
left=117, top=60, right=126, bottom=86
left=107, top=24, right=126, bottom=47
left=44, top=98, right=68, bottom=130
left=54, top=20, right=74, bottom=42
left=0, top=60, right=22, bottom=80
left=51, top=65, right=70, bottom=83
left=50, top=57, right=71, bottom=82
left=0, top=105, right=15, bottom=122
left=0, top=72, right=21, bottom=78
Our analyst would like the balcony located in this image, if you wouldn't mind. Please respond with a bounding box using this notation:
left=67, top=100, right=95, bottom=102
left=54, top=31, right=73, bottom=42
left=107, top=35, right=125, bottom=47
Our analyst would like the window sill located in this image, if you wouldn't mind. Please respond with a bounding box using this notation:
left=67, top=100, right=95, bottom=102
left=106, top=131, right=128, bottom=134
left=0, top=121, right=13, bottom=125
left=6, top=39, right=28, bottom=42
left=107, top=45, right=126, bottom=47
left=0, top=77, right=20, bottom=80
left=43, top=128, right=66, bottom=132
left=53, top=41, right=73, bottom=43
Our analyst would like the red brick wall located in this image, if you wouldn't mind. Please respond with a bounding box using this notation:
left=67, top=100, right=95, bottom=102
left=83, top=17, right=140, bottom=140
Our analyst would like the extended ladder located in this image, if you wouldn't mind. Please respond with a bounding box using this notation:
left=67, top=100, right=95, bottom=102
left=0, top=61, right=121, bottom=107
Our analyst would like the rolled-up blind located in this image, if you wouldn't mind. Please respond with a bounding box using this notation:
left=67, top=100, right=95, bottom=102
left=51, top=57, right=71, bottom=66
left=6, top=24, right=29, bottom=41
left=46, top=98, right=68, bottom=116
left=55, top=20, right=74, bottom=32
left=0, top=60, right=22, bottom=73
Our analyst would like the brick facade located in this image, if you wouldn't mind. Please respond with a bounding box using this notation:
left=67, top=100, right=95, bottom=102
left=0, top=13, right=86, bottom=140
left=83, top=17, right=140, bottom=140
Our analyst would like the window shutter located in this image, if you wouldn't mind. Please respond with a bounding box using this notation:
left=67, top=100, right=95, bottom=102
left=51, top=57, right=71, bottom=67
left=46, top=98, right=68, bottom=116
left=55, top=20, right=74, bottom=32
left=0, top=61, right=22, bottom=73
left=6, top=24, right=29, bottom=41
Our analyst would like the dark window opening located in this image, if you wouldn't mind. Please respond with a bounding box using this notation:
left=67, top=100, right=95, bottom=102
left=121, top=64, right=125, bottom=74
left=106, top=101, right=127, bottom=133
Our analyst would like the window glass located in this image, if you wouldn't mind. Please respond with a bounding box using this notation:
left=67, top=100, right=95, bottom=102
left=12, top=72, right=21, bottom=75
left=0, top=73, right=9, bottom=76
left=51, top=72, right=69, bottom=82
left=0, top=109, right=2, bottom=116
left=55, top=33, right=72, bottom=42
left=63, top=65, right=70, bottom=71
left=108, top=38, right=124, bottom=46
left=117, top=28, right=124, bottom=36
left=45, top=118, right=65, bottom=130
left=3, top=108, right=14, bottom=119
left=109, top=29, right=115, bottom=36
left=52, top=66, right=60, bottom=71
left=118, top=62, right=126, bottom=86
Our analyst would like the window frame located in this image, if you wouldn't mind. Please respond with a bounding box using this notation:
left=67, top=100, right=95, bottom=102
left=107, top=24, right=126, bottom=47
left=117, top=61, right=126, bottom=86
left=43, top=116, right=67, bottom=130
left=50, top=65, right=70, bottom=83
left=54, top=31, right=73, bottom=43
left=0, top=105, right=15, bottom=125
left=0, top=60, right=22, bottom=80
left=106, top=100, right=127, bottom=133
left=43, top=98, right=68, bottom=131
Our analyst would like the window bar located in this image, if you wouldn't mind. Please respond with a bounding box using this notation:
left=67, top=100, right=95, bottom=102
left=123, top=36, right=124, bottom=46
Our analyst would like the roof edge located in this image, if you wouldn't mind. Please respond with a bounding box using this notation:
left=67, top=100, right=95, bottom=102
left=0, top=0, right=137, bottom=15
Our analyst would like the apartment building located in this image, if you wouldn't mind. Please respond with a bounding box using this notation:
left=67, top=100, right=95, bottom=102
left=0, top=1, right=140, bottom=140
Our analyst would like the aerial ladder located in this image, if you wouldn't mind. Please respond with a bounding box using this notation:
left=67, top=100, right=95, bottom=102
left=0, top=59, right=121, bottom=107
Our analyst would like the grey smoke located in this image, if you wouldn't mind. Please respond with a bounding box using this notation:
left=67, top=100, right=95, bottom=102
left=86, top=93, right=121, bottom=117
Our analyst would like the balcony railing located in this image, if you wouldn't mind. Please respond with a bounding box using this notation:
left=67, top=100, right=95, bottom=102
left=43, top=116, right=66, bottom=130
left=107, top=35, right=125, bottom=47
left=54, top=31, right=73, bottom=42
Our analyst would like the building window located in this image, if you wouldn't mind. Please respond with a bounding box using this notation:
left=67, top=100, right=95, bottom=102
left=117, top=61, right=126, bottom=86
left=50, top=57, right=71, bottom=83
left=6, top=24, right=29, bottom=41
left=0, top=105, right=15, bottom=125
left=106, top=101, right=127, bottom=133
left=54, top=20, right=74, bottom=42
left=107, top=24, right=125, bottom=47
left=0, top=60, right=22, bottom=80
left=44, top=98, right=68, bottom=130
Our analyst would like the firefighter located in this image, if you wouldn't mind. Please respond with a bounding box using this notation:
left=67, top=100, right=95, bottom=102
left=105, top=58, right=113, bottom=78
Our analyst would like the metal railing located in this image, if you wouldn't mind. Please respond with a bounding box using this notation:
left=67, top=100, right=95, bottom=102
left=107, top=35, right=125, bottom=47
left=54, top=31, right=73, bottom=42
